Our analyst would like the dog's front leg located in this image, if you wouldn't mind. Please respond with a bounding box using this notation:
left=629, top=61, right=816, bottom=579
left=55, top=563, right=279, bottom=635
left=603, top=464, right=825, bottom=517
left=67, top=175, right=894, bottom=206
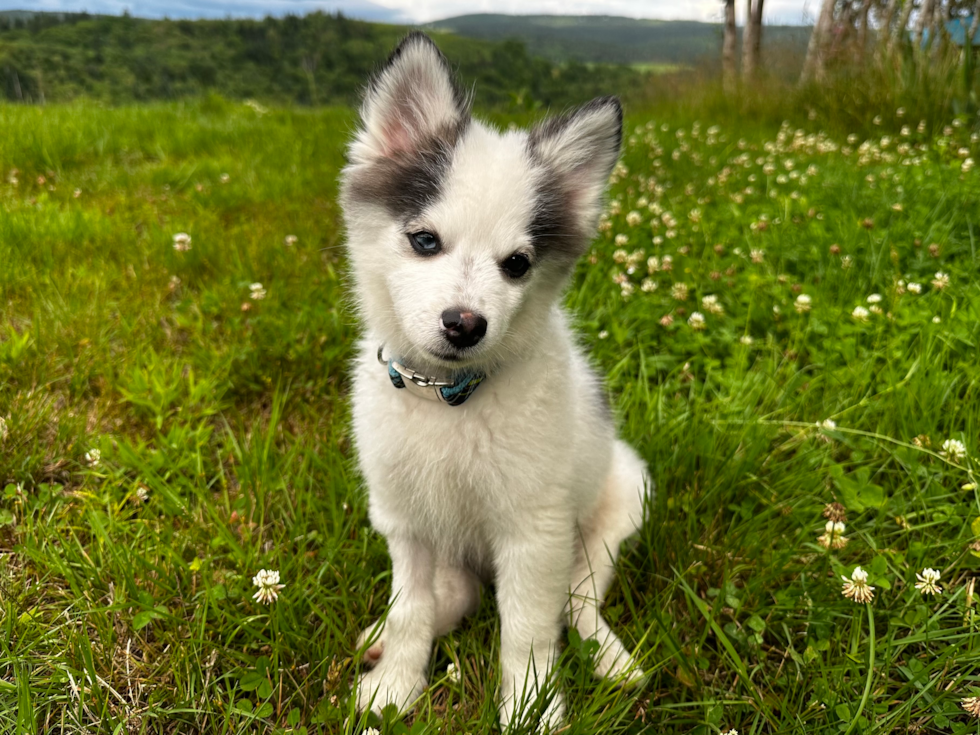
left=356, top=535, right=435, bottom=716
left=495, top=523, right=572, bottom=732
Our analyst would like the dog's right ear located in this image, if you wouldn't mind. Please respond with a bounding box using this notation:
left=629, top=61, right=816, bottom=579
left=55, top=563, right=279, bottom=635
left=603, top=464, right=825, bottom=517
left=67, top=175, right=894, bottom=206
left=351, top=33, right=469, bottom=163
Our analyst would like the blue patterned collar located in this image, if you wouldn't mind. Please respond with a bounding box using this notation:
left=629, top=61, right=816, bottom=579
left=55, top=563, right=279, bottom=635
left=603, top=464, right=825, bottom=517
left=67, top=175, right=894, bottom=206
left=377, top=345, right=485, bottom=406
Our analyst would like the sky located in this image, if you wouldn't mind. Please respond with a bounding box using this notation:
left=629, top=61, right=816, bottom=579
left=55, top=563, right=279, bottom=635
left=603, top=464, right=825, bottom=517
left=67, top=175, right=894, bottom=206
left=6, top=0, right=815, bottom=25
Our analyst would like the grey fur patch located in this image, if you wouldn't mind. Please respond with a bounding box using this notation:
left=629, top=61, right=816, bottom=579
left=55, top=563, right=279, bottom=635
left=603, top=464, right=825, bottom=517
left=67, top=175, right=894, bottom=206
left=526, top=96, right=623, bottom=267
left=345, top=118, right=469, bottom=221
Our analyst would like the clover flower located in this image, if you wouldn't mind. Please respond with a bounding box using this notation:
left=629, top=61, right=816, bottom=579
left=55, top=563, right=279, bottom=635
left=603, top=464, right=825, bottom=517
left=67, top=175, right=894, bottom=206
left=173, top=233, right=192, bottom=252
left=84, top=448, right=101, bottom=467
left=866, top=294, right=882, bottom=304
left=249, top=283, right=267, bottom=300
left=284, top=235, right=298, bottom=246
left=932, top=272, right=950, bottom=290
left=852, top=306, right=870, bottom=322
left=671, top=282, right=689, bottom=301
left=0, top=416, right=7, bottom=442
left=915, top=568, right=942, bottom=596
left=702, top=294, right=724, bottom=315
left=842, top=566, right=875, bottom=603
left=823, top=502, right=847, bottom=523
left=818, top=521, right=848, bottom=549
left=626, top=210, right=642, bottom=227
left=941, top=439, right=967, bottom=462
left=907, top=282, right=922, bottom=294
left=447, top=662, right=460, bottom=683
left=963, top=697, right=980, bottom=718
left=252, top=569, right=285, bottom=604
left=795, top=294, right=812, bottom=313
left=739, top=335, right=753, bottom=345
left=688, top=312, right=706, bottom=331
left=750, top=249, right=765, bottom=264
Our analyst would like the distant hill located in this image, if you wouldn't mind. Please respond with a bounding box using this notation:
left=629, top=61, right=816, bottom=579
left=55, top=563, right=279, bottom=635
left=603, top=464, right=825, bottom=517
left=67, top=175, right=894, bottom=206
left=426, top=14, right=811, bottom=67
left=0, top=11, right=651, bottom=106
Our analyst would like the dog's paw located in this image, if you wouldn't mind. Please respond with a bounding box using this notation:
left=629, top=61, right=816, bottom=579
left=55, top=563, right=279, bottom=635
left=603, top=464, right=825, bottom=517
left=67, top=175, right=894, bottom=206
left=593, top=638, right=646, bottom=688
left=356, top=663, right=425, bottom=716
left=356, top=620, right=386, bottom=667
left=499, top=690, right=565, bottom=733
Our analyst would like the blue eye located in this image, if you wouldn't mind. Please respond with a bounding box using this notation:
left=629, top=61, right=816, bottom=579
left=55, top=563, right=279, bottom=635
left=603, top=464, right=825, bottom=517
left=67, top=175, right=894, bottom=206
left=409, top=231, right=441, bottom=256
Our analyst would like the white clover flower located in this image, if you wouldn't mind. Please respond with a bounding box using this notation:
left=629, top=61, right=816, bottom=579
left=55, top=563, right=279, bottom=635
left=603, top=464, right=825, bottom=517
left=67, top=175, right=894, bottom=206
left=818, top=520, right=848, bottom=549
left=0, top=416, right=7, bottom=442
left=914, top=568, right=942, bottom=595
left=84, top=448, right=101, bottom=467
left=249, top=283, right=267, bottom=300
left=739, top=335, right=754, bottom=345
left=219, top=173, right=231, bottom=184
left=613, top=249, right=628, bottom=264
left=647, top=256, right=660, bottom=273
left=136, top=485, right=150, bottom=503
left=964, top=158, right=975, bottom=173
left=172, top=233, right=192, bottom=252
left=614, top=233, right=629, bottom=247
left=688, top=312, right=706, bottom=331
left=640, top=278, right=657, bottom=293
left=932, top=315, right=941, bottom=324
left=842, top=566, right=875, bottom=603
left=940, top=438, right=967, bottom=462
left=364, top=728, right=381, bottom=735
left=252, top=569, right=285, bottom=604
left=795, top=294, right=812, bottom=313
left=721, top=730, right=739, bottom=735
left=963, top=697, right=980, bottom=718
left=841, top=255, right=853, bottom=269
left=702, top=294, right=724, bottom=315
left=660, top=255, right=673, bottom=272
left=671, top=282, right=689, bottom=301
left=932, top=271, right=950, bottom=290
left=819, top=419, right=837, bottom=430
left=447, top=662, right=460, bottom=683
left=284, top=235, right=298, bottom=246
left=907, top=282, right=922, bottom=294
left=866, top=293, right=882, bottom=304
left=598, top=330, right=609, bottom=339
left=626, top=210, right=642, bottom=227
left=750, top=249, right=765, bottom=264
left=852, top=306, right=870, bottom=322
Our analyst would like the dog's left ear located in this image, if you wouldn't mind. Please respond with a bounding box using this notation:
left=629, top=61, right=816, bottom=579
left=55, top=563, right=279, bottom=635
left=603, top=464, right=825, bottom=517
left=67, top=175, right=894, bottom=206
left=352, top=32, right=469, bottom=162
left=529, top=97, right=622, bottom=234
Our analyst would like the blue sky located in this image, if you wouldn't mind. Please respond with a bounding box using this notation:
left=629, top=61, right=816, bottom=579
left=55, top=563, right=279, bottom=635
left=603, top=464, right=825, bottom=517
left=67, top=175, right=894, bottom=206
left=6, top=0, right=814, bottom=24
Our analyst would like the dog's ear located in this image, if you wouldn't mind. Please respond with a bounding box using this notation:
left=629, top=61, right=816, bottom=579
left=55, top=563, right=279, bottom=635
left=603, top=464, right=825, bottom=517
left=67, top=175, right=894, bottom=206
left=353, top=32, right=469, bottom=162
left=529, top=97, right=622, bottom=234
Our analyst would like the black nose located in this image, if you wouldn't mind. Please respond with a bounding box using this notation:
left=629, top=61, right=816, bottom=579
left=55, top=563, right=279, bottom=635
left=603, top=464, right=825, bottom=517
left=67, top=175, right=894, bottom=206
left=441, top=309, right=487, bottom=349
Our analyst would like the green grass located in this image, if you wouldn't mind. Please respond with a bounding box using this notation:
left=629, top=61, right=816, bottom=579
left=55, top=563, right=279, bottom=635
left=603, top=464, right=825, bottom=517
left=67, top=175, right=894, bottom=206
left=1, top=98, right=980, bottom=734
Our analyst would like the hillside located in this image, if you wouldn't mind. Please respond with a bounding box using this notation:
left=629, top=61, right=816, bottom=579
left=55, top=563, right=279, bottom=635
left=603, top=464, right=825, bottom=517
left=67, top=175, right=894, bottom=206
left=0, top=11, right=649, bottom=107
left=426, top=14, right=811, bottom=67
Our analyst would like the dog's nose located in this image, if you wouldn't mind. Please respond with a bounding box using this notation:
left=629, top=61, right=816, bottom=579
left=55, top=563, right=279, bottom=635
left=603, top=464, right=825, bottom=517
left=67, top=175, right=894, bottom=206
left=440, top=309, right=487, bottom=349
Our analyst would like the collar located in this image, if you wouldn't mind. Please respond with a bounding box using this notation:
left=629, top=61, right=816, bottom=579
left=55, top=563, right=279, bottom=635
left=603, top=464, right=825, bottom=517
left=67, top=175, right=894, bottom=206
left=377, top=344, right=485, bottom=406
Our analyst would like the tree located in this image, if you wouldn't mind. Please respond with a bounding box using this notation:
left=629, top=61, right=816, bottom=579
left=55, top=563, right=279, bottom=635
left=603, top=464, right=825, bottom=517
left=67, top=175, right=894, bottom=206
left=800, top=0, right=837, bottom=84
left=722, top=0, right=737, bottom=94
left=742, top=0, right=765, bottom=81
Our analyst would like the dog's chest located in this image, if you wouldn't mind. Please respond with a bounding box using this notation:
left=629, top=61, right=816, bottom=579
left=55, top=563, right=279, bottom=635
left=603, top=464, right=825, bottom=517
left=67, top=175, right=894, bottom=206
left=354, top=364, right=570, bottom=550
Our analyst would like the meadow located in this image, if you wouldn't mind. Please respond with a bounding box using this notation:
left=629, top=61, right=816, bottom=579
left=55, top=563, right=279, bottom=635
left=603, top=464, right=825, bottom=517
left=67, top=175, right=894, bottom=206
left=1, top=95, right=980, bottom=735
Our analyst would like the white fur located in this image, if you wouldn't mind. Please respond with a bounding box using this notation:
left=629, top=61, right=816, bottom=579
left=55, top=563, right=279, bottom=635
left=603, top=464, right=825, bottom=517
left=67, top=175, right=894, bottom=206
left=342, top=34, right=650, bottom=731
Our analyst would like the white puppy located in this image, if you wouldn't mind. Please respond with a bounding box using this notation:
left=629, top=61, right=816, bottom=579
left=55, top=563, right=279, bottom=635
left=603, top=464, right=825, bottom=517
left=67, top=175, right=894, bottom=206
left=341, top=32, right=650, bottom=731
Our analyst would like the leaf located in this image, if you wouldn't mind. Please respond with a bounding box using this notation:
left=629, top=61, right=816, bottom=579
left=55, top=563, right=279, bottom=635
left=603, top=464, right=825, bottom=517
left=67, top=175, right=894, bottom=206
left=831, top=465, right=885, bottom=513
left=835, top=703, right=852, bottom=722
left=746, top=614, right=766, bottom=632
left=971, top=516, right=980, bottom=537
left=132, top=606, right=167, bottom=630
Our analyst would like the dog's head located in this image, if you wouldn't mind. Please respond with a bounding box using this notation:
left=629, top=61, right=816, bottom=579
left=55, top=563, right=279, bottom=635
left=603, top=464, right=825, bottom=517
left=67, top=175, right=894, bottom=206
left=341, top=32, right=621, bottom=371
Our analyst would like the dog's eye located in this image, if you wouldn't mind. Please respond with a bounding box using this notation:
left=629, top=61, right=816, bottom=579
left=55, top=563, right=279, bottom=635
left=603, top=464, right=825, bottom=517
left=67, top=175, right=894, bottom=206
left=501, top=253, right=531, bottom=279
left=408, top=231, right=441, bottom=256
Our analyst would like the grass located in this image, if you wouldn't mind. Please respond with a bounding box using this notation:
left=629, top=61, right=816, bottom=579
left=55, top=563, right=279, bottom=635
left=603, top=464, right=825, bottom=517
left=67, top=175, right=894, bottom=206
left=1, top=96, right=980, bottom=734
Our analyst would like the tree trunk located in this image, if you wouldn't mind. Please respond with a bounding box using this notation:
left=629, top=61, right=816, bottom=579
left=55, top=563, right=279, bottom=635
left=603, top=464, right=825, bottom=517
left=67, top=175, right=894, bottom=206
left=723, top=0, right=737, bottom=95
left=742, top=0, right=757, bottom=81
left=857, top=0, right=874, bottom=60
left=878, top=0, right=899, bottom=52
left=890, top=0, right=917, bottom=56
left=914, top=0, right=935, bottom=51
left=800, top=0, right=837, bottom=84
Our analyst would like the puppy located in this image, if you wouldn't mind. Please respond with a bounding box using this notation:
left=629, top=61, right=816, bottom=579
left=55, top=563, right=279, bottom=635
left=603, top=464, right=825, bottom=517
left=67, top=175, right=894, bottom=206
left=340, top=32, right=650, bottom=730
